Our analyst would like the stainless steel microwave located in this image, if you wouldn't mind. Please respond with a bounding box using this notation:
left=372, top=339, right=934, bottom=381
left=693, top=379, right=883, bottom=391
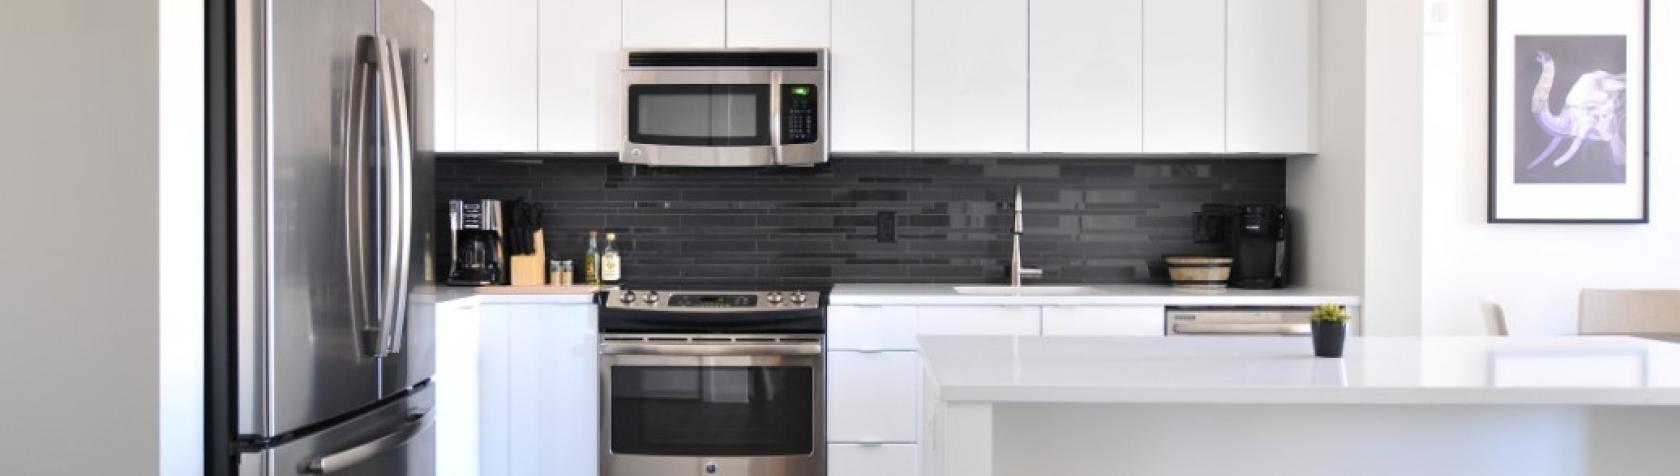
left=621, top=49, right=827, bottom=167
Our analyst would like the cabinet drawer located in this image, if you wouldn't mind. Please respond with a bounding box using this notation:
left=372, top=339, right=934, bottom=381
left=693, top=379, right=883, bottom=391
left=1042, top=305, right=1166, bottom=336
left=827, top=351, right=920, bottom=443
left=916, top=306, right=1040, bottom=336
left=829, top=443, right=918, bottom=476
left=829, top=306, right=919, bottom=351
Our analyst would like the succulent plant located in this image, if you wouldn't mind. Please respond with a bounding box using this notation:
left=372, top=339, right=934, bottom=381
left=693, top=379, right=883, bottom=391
left=1310, top=303, right=1351, bottom=323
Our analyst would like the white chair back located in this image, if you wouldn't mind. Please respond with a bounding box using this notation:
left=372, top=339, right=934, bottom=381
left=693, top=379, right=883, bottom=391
left=1482, top=296, right=1508, bottom=337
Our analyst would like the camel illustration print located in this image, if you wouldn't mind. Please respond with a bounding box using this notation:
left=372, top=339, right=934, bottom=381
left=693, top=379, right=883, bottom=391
left=1514, top=36, right=1628, bottom=184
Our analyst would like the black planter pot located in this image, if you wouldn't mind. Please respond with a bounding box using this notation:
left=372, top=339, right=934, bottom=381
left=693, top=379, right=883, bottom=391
left=1312, top=321, right=1347, bottom=358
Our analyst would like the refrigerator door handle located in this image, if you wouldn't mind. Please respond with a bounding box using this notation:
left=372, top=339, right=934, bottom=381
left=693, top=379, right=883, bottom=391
left=345, top=35, right=380, bottom=357
left=373, top=35, right=414, bottom=358
left=384, top=36, right=415, bottom=356
left=304, top=409, right=434, bottom=474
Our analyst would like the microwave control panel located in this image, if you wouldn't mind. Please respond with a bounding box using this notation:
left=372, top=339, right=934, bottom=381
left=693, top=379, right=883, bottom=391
left=781, top=84, right=819, bottom=144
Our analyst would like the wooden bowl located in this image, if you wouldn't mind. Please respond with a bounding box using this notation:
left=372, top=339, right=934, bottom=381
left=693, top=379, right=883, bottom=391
left=1165, top=256, right=1233, bottom=289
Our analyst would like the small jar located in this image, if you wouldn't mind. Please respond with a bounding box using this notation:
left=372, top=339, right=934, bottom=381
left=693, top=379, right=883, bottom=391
left=548, top=260, right=564, bottom=286
left=559, top=260, right=575, bottom=286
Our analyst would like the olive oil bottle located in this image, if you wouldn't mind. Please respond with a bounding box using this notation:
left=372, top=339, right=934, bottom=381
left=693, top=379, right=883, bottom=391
left=601, top=232, right=622, bottom=285
left=584, top=230, right=601, bottom=285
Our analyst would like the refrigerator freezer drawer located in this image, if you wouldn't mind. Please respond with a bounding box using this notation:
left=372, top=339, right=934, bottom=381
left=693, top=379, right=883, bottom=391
left=241, top=384, right=435, bottom=476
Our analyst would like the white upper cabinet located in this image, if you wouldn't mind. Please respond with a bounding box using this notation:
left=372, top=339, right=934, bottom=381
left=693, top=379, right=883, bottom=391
left=831, top=0, right=913, bottom=152
left=1029, top=0, right=1144, bottom=153
left=726, top=0, right=829, bottom=48
left=537, top=0, right=621, bottom=153
left=913, top=0, right=1028, bottom=152
left=622, top=0, right=726, bottom=48
left=1226, top=0, right=1317, bottom=154
left=454, top=0, right=539, bottom=151
left=430, top=0, right=457, bottom=152
left=1141, top=0, right=1225, bottom=153
left=437, top=0, right=1317, bottom=155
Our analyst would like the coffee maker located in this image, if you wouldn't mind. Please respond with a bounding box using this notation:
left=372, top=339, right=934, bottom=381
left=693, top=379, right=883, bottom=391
left=446, top=199, right=505, bottom=286
left=1193, top=204, right=1288, bottom=289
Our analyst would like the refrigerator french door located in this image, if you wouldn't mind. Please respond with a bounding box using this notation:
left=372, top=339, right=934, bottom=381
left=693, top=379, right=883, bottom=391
left=221, top=0, right=434, bottom=474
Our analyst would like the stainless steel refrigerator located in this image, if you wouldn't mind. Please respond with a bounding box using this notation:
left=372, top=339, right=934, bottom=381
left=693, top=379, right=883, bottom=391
left=217, top=0, right=435, bottom=474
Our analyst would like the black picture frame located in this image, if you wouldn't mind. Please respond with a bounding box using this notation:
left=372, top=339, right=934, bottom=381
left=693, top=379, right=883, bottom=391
left=1487, top=0, right=1650, bottom=224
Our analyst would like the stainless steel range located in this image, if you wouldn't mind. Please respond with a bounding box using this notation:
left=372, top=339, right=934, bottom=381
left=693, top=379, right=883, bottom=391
left=599, top=288, right=827, bottom=476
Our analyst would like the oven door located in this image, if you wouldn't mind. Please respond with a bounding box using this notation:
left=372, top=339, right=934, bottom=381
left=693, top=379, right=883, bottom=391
left=600, top=337, right=825, bottom=476
left=621, top=69, right=825, bottom=167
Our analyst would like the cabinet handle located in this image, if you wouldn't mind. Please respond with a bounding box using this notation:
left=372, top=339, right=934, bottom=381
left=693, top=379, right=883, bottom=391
left=856, top=439, right=884, bottom=447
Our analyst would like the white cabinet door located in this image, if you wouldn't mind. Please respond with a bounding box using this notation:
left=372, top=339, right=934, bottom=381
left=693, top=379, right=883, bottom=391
left=455, top=0, right=538, bottom=151
left=1041, top=305, right=1166, bottom=336
left=913, top=0, right=1028, bottom=152
left=477, top=305, right=512, bottom=476
left=430, top=0, right=457, bottom=152
left=831, top=0, right=913, bottom=152
left=1029, top=0, right=1144, bottom=153
left=828, top=351, right=920, bottom=443
left=916, top=306, right=1040, bottom=336
left=1142, top=0, right=1225, bottom=153
left=622, top=0, right=726, bottom=48
left=1227, top=0, right=1316, bottom=154
left=726, top=0, right=829, bottom=48
left=827, top=306, right=918, bottom=351
left=435, top=301, right=480, bottom=476
left=537, top=0, right=621, bottom=153
left=830, top=443, right=919, bottom=476
left=508, top=305, right=599, bottom=475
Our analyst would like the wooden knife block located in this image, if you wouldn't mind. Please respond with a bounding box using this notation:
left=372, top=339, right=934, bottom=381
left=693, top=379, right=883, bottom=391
left=508, top=230, right=548, bottom=286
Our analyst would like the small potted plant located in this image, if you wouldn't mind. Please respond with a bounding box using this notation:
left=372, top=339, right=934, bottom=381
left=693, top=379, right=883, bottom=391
left=1310, top=303, right=1351, bottom=358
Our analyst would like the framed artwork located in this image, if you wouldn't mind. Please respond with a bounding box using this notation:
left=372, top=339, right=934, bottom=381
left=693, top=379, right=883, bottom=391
left=1489, top=0, right=1649, bottom=223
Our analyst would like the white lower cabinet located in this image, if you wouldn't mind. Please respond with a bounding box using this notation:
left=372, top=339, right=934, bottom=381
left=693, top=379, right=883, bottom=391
left=1041, top=305, right=1167, bottom=336
left=830, top=444, right=919, bottom=476
left=828, top=351, right=920, bottom=443
left=437, top=301, right=598, bottom=476
left=916, top=306, right=1040, bottom=336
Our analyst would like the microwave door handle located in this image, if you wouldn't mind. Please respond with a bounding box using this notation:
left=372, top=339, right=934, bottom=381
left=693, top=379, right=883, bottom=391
left=769, top=71, right=783, bottom=165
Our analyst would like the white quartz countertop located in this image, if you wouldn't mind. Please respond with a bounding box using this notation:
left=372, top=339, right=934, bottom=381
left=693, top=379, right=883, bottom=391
left=830, top=283, right=1360, bottom=306
left=920, top=336, right=1680, bottom=405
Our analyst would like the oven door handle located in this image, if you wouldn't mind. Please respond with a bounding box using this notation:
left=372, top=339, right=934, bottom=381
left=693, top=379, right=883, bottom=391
left=600, top=342, right=823, bottom=357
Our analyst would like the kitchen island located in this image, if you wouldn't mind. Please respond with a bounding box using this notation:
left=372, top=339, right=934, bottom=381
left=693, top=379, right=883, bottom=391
left=920, top=336, right=1680, bottom=476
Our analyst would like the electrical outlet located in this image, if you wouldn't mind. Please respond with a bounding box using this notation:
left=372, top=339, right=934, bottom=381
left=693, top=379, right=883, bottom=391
left=877, top=211, right=897, bottom=243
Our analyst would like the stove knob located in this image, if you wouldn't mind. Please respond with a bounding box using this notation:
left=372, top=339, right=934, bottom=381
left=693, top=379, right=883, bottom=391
left=644, top=291, right=660, bottom=304
left=790, top=291, right=808, bottom=304
left=619, top=291, right=637, bottom=304
left=766, top=292, right=784, bottom=304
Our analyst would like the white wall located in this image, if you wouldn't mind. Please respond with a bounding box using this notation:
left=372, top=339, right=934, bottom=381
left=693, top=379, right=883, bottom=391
left=1361, top=0, right=1427, bottom=336
left=159, top=0, right=206, bottom=473
left=1288, top=0, right=1367, bottom=298
left=0, top=1, right=202, bottom=474
left=0, top=0, right=161, bottom=474
left=1419, top=0, right=1680, bottom=335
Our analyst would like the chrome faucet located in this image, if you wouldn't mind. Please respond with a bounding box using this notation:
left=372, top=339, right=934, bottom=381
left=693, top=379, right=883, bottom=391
left=1010, top=185, right=1043, bottom=287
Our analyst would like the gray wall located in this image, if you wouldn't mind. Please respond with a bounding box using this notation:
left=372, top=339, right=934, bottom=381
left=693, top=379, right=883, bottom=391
left=0, top=0, right=161, bottom=474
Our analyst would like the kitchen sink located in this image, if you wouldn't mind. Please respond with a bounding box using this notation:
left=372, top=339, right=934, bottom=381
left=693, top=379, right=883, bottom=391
left=952, top=285, right=1101, bottom=296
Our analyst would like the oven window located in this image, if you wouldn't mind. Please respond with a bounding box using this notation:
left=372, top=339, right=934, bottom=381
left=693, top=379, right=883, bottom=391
left=627, top=85, right=771, bottom=146
left=611, top=366, right=813, bottom=456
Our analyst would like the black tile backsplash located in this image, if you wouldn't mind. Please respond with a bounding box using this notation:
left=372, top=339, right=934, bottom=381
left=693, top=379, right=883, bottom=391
left=436, top=155, right=1285, bottom=286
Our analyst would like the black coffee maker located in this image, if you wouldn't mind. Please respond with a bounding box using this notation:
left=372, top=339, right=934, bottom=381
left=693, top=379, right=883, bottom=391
left=1193, top=204, right=1288, bottom=289
left=446, top=199, right=505, bottom=286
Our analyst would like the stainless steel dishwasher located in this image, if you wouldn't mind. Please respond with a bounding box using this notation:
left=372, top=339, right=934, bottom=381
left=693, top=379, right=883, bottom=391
left=1166, top=307, right=1359, bottom=336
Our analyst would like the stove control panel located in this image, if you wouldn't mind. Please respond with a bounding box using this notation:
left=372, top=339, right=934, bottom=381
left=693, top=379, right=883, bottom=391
left=604, top=290, right=821, bottom=312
